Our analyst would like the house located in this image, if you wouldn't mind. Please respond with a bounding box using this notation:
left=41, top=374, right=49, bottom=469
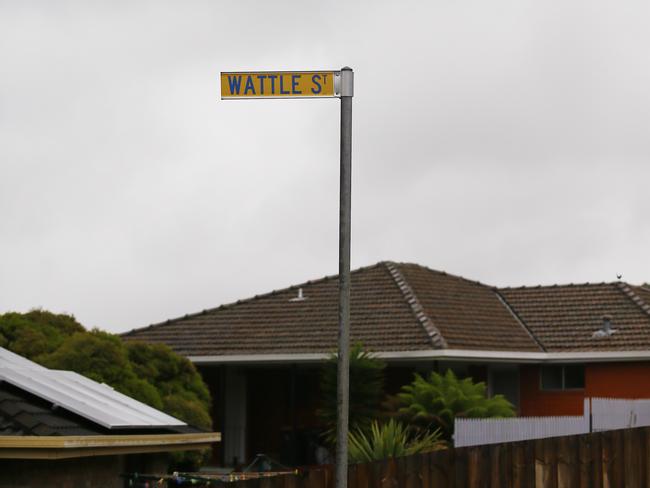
left=123, top=261, right=650, bottom=467
left=0, top=346, right=220, bottom=488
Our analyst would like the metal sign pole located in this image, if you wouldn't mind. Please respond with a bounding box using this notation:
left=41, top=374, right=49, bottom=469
left=336, top=66, right=353, bottom=488
left=220, top=66, right=354, bottom=485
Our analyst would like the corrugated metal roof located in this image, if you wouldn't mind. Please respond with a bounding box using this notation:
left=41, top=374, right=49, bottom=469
left=0, top=347, right=186, bottom=429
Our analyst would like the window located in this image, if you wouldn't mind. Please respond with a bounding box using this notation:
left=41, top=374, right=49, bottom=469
left=540, top=365, right=585, bottom=390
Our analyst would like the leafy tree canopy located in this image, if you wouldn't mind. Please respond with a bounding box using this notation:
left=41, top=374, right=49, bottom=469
left=396, top=369, right=515, bottom=440
left=0, top=309, right=84, bottom=361
left=0, top=310, right=211, bottom=431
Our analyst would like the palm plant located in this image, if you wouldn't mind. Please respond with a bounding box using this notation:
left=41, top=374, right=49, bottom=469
left=396, top=369, right=515, bottom=440
left=348, top=419, right=444, bottom=463
left=318, top=343, right=385, bottom=444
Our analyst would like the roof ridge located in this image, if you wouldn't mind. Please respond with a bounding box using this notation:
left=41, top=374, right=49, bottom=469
left=616, top=282, right=650, bottom=319
left=123, top=262, right=389, bottom=336
left=499, top=281, right=615, bottom=291
left=383, top=262, right=448, bottom=349
left=493, top=289, right=546, bottom=352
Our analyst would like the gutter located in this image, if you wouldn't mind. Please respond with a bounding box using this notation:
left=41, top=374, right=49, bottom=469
left=0, top=432, right=221, bottom=460
left=188, top=349, right=650, bottom=365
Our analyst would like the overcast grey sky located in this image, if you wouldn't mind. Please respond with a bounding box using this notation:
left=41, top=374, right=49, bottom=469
left=1, top=0, right=649, bottom=333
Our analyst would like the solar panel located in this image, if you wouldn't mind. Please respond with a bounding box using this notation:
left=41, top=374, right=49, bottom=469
left=0, top=348, right=186, bottom=429
left=0, top=347, right=47, bottom=370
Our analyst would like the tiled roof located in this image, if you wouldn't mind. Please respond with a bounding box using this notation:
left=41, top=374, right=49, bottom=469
left=125, top=263, right=433, bottom=356
left=123, top=262, right=542, bottom=355
left=0, top=384, right=103, bottom=436
left=499, top=282, right=650, bottom=352
left=124, top=261, right=650, bottom=356
left=394, top=264, right=540, bottom=351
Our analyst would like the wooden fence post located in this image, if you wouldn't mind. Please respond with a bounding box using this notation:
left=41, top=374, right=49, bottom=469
left=404, top=451, right=421, bottom=488
left=623, top=428, right=644, bottom=488
left=430, top=446, right=453, bottom=487
left=369, top=460, right=382, bottom=488
left=380, top=457, right=397, bottom=488
left=511, top=441, right=525, bottom=488
left=455, top=446, right=469, bottom=488
left=611, top=430, right=624, bottom=486
left=355, top=461, right=370, bottom=488
left=419, top=452, right=430, bottom=488
left=488, top=444, right=501, bottom=488
left=601, top=430, right=614, bottom=488
left=577, top=432, right=592, bottom=488
left=557, top=435, right=579, bottom=488
left=644, top=427, right=650, bottom=488
left=348, top=463, right=357, bottom=488
left=534, top=438, right=559, bottom=488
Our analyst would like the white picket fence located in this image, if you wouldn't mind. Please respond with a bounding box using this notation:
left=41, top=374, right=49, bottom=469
left=454, top=397, right=650, bottom=447
left=591, top=397, right=650, bottom=431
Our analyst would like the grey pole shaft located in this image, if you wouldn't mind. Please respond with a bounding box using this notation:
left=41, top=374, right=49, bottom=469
left=336, top=67, right=353, bottom=488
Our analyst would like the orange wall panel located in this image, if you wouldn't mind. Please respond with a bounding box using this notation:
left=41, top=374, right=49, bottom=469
left=519, top=362, right=650, bottom=417
left=519, top=365, right=585, bottom=416
left=586, top=362, right=650, bottom=398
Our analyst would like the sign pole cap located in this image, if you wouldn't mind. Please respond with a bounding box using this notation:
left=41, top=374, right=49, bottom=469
left=340, top=67, right=354, bottom=97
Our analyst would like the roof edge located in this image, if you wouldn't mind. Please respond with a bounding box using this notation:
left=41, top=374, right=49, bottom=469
left=384, top=262, right=448, bottom=348
left=188, top=349, right=650, bottom=365
left=0, top=432, right=221, bottom=459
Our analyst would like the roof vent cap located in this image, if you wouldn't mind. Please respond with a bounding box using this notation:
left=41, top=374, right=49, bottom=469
left=592, top=314, right=617, bottom=338
left=289, top=288, right=307, bottom=302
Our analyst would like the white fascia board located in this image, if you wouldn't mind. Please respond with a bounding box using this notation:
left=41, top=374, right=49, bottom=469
left=188, top=349, right=650, bottom=365
left=189, top=353, right=328, bottom=365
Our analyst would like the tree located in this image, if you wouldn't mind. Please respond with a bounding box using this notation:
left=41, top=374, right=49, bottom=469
left=126, top=341, right=211, bottom=429
left=44, top=330, right=164, bottom=410
left=318, top=343, right=385, bottom=443
left=348, top=419, right=444, bottom=463
left=396, top=369, right=515, bottom=440
left=0, top=310, right=84, bottom=361
left=0, top=310, right=212, bottom=470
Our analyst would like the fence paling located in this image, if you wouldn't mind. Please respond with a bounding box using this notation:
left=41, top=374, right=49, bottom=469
left=454, top=415, right=589, bottom=448
left=591, top=397, right=650, bottom=431
left=455, top=397, right=650, bottom=448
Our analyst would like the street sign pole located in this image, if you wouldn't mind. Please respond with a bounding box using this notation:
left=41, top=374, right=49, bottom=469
left=336, top=66, right=353, bottom=488
left=220, top=66, right=354, bottom=487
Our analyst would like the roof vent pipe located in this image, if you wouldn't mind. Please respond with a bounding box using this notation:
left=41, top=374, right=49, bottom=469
left=289, top=288, right=306, bottom=302
left=592, top=314, right=617, bottom=338
left=603, top=315, right=612, bottom=334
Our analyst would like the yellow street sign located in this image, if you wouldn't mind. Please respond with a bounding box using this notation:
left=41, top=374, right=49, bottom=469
left=221, top=71, right=338, bottom=99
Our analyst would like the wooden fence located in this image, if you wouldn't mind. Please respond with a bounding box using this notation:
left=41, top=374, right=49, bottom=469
left=230, top=426, right=650, bottom=488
